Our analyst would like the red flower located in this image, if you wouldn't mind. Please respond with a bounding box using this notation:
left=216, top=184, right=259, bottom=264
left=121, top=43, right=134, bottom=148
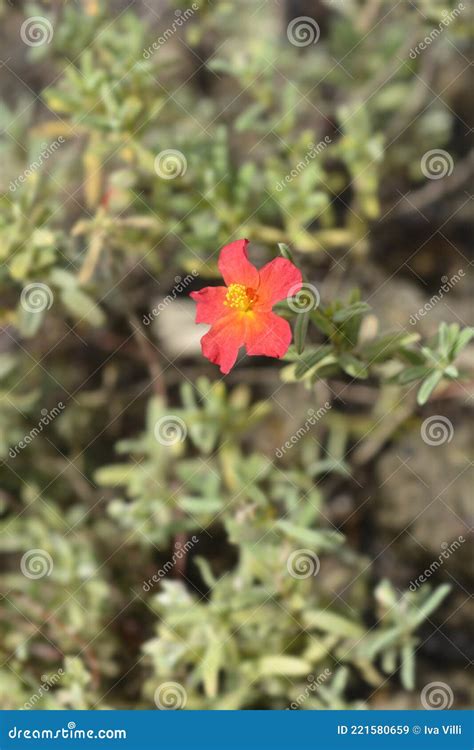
left=190, top=239, right=303, bottom=374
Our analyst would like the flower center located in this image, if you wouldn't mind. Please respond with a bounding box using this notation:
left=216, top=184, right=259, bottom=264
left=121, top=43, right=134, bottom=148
left=224, top=283, right=256, bottom=311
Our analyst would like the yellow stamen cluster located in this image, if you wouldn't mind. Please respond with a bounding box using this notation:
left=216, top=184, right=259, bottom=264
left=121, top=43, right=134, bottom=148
left=224, top=283, right=256, bottom=311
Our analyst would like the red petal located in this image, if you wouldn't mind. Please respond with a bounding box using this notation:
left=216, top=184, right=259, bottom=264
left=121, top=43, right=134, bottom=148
left=201, top=313, right=246, bottom=374
left=255, top=257, right=303, bottom=310
left=218, top=239, right=259, bottom=288
left=190, top=286, right=227, bottom=325
left=245, top=311, right=292, bottom=359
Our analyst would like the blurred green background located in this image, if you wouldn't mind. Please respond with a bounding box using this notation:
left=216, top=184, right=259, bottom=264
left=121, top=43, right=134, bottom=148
left=0, top=0, right=472, bottom=710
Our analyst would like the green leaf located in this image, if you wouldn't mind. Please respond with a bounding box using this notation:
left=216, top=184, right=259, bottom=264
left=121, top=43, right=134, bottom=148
left=94, top=463, right=136, bottom=486
left=338, top=353, right=368, bottom=379
left=193, top=557, right=217, bottom=589
left=60, top=288, right=106, bottom=327
left=277, top=521, right=344, bottom=550
left=408, top=584, right=451, bottom=628
left=438, top=322, right=450, bottom=357
left=310, top=309, right=334, bottom=336
left=358, top=626, right=403, bottom=660
left=332, top=302, right=370, bottom=323
left=417, top=370, right=443, bottom=405
left=235, top=101, right=266, bottom=131
left=451, top=327, right=474, bottom=358
left=396, top=365, right=431, bottom=384
left=294, top=311, right=309, bottom=354
left=0, top=354, right=17, bottom=380
left=17, top=306, right=45, bottom=338
left=398, top=347, right=428, bottom=366
left=303, top=610, right=364, bottom=639
left=358, top=332, right=420, bottom=363
left=308, top=458, right=351, bottom=477
left=278, top=243, right=294, bottom=262
left=400, top=643, right=415, bottom=691
left=294, top=346, right=332, bottom=377
left=381, top=647, right=397, bottom=674
left=179, top=497, right=223, bottom=514
left=201, top=633, right=224, bottom=698
left=258, top=655, right=311, bottom=677
left=443, top=365, right=458, bottom=379
left=49, top=268, right=78, bottom=289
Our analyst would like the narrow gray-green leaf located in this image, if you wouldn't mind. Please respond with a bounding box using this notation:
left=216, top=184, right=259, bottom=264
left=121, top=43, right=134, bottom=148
left=417, top=370, right=443, bottom=405
left=294, top=311, right=309, bottom=354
